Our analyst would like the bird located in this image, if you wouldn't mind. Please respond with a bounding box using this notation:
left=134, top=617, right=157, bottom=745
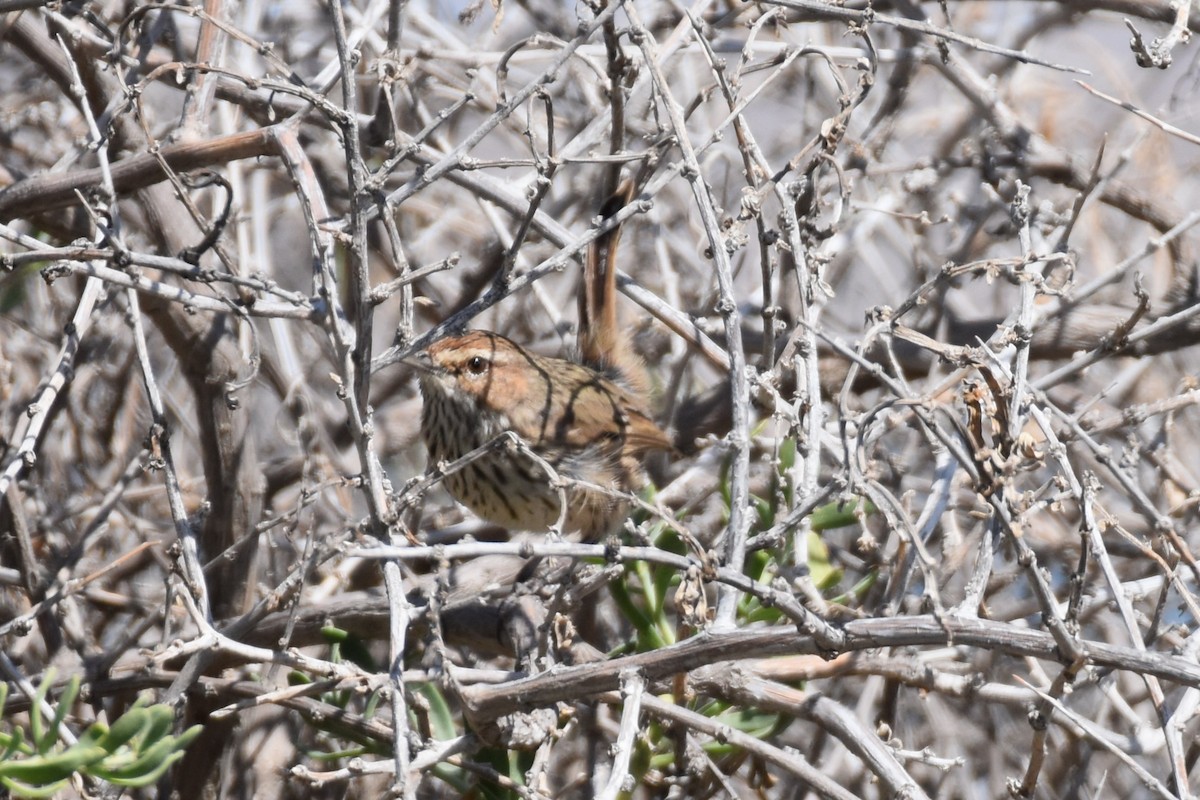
left=415, top=180, right=669, bottom=538
left=416, top=329, right=671, bottom=538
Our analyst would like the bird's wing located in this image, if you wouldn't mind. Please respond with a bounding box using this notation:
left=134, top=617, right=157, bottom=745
left=621, top=408, right=674, bottom=455
left=547, top=371, right=672, bottom=455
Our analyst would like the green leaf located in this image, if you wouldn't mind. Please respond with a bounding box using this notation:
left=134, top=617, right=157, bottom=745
left=0, top=745, right=109, bottom=784
left=173, top=725, right=203, bottom=751
left=287, top=671, right=313, bottom=686
left=810, top=498, right=872, bottom=531
left=91, top=725, right=197, bottom=786
left=777, top=437, right=797, bottom=506
left=1, top=774, right=70, bottom=798
left=363, top=687, right=382, bottom=720
left=416, top=684, right=456, bottom=742
left=29, top=670, right=53, bottom=752
left=45, top=678, right=80, bottom=754
left=92, top=709, right=150, bottom=753
left=320, top=626, right=350, bottom=643
left=321, top=626, right=377, bottom=671
left=751, top=493, right=774, bottom=530
left=806, top=530, right=842, bottom=590
left=609, top=577, right=664, bottom=651
left=1, top=725, right=28, bottom=760
left=133, top=706, right=176, bottom=750
left=778, top=436, right=797, bottom=473
left=743, top=548, right=771, bottom=585
left=828, top=571, right=878, bottom=605
left=634, top=560, right=660, bottom=619
left=702, top=712, right=786, bottom=757
left=94, top=749, right=188, bottom=788
left=307, top=746, right=368, bottom=763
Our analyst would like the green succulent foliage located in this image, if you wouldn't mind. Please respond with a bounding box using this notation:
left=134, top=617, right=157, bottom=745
left=287, top=629, right=389, bottom=760
left=603, top=437, right=881, bottom=787
left=711, top=435, right=877, bottom=623
left=319, top=625, right=379, bottom=673
left=609, top=483, right=684, bottom=653
left=614, top=435, right=878, bottom=646
left=301, top=626, right=465, bottom=791
left=0, top=673, right=202, bottom=798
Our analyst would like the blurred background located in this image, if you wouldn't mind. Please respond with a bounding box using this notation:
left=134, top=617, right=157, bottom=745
left=3, top=0, right=1200, bottom=797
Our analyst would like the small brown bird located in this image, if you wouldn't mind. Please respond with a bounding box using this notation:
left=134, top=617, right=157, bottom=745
left=417, top=330, right=671, bottom=538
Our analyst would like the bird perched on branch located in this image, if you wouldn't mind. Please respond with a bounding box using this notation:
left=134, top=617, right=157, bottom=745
left=417, top=185, right=670, bottom=538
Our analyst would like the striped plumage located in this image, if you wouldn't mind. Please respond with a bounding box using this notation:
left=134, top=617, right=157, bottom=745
left=418, top=331, right=670, bottom=538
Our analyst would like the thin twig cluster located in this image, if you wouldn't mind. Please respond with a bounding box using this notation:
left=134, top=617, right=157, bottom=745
left=3, top=1, right=1200, bottom=798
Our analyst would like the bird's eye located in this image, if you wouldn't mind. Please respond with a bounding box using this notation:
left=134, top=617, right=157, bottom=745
left=465, top=355, right=488, bottom=375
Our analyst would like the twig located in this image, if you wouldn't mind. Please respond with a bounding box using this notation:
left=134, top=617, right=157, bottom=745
left=626, top=2, right=752, bottom=631
left=596, top=668, right=645, bottom=800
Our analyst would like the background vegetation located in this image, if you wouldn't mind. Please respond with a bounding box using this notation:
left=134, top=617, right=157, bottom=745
left=4, top=0, right=1200, bottom=797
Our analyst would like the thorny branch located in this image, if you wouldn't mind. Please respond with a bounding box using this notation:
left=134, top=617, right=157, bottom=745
left=4, top=1, right=1200, bottom=798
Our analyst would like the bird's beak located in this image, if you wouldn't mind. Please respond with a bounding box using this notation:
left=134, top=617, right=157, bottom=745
left=403, top=350, right=457, bottom=393
left=401, top=350, right=437, bottom=374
